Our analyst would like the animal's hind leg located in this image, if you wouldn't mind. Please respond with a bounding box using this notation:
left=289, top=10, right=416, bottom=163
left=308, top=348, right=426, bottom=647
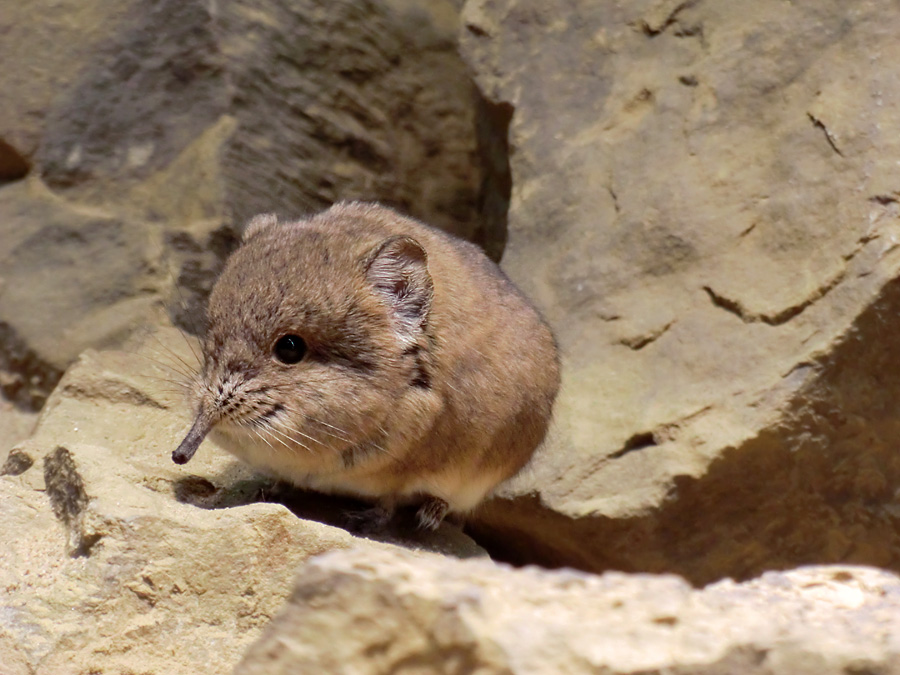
left=415, top=496, right=449, bottom=530
left=344, top=497, right=396, bottom=535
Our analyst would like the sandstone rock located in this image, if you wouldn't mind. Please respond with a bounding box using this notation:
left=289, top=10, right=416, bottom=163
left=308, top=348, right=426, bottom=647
left=0, top=400, right=36, bottom=467
left=236, top=546, right=900, bottom=674
left=0, top=0, right=496, bottom=413
left=214, top=0, right=498, bottom=247
left=0, top=328, right=484, bottom=674
left=0, top=179, right=163, bottom=408
left=461, top=0, right=900, bottom=582
left=0, top=0, right=139, bottom=167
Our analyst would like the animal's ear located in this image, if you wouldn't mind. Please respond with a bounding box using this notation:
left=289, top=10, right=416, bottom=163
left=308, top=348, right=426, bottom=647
left=243, top=213, right=278, bottom=242
left=365, top=235, right=433, bottom=342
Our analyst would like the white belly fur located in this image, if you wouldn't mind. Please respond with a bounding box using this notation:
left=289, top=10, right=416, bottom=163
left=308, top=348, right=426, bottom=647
left=211, top=427, right=504, bottom=513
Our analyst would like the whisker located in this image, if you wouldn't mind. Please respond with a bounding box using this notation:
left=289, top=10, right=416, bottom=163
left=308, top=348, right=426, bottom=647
left=259, top=424, right=291, bottom=450
left=144, top=329, right=200, bottom=380
left=259, top=419, right=313, bottom=454
left=257, top=430, right=275, bottom=451
left=131, top=347, right=196, bottom=382
left=165, top=260, right=205, bottom=369
left=270, top=415, right=326, bottom=447
left=138, top=372, right=193, bottom=387
left=173, top=321, right=203, bottom=371
left=249, top=426, right=276, bottom=453
left=273, top=404, right=352, bottom=442
left=252, top=376, right=366, bottom=392
left=305, top=416, right=351, bottom=439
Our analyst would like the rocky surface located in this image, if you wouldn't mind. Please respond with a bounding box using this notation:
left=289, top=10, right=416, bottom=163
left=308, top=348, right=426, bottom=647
left=461, top=0, right=900, bottom=583
left=0, top=328, right=484, bottom=674
left=0, top=399, right=36, bottom=462
left=5, top=0, right=900, bottom=672
left=0, top=0, right=495, bottom=412
left=237, top=547, right=900, bottom=674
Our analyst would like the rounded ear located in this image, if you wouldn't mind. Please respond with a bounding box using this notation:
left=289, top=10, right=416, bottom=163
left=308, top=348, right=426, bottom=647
left=243, top=213, right=278, bottom=242
left=365, top=235, right=433, bottom=342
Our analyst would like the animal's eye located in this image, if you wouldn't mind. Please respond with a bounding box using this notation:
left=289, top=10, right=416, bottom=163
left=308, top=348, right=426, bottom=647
left=273, top=334, right=307, bottom=364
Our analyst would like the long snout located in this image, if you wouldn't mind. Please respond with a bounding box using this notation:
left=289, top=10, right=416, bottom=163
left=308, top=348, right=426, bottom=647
left=172, top=415, right=213, bottom=465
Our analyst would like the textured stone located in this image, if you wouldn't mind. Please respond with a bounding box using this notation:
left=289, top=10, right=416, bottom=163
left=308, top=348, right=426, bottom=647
left=0, top=328, right=484, bottom=674
left=0, top=401, right=36, bottom=467
left=214, top=0, right=500, bottom=248
left=461, top=0, right=900, bottom=583
left=0, top=0, right=495, bottom=413
left=236, top=546, right=900, bottom=675
left=0, top=180, right=163, bottom=408
left=0, top=0, right=139, bottom=166
left=7, top=0, right=900, bottom=670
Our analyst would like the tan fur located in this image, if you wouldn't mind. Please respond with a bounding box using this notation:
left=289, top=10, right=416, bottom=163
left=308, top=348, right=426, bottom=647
left=175, top=202, right=560, bottom=526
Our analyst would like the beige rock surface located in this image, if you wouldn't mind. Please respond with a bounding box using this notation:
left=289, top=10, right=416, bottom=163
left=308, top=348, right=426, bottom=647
left=0, top=328, right=484, bottom=674
left=461, top=0, right=900, bottom=582
left=0, top=401, right=36, bottom=465
left=236, top=546, right=900, bottom=675
left=6, top=0, right=900, bottom=671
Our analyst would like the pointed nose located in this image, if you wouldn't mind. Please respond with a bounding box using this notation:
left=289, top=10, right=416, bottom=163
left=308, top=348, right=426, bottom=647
left=172, top=415, right=213, bottom=465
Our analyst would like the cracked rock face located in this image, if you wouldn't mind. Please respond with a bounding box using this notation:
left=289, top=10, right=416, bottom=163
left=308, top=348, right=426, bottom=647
left=461, top=0, right=900, bottom=583
left=235, top=547, right=900, bottom=675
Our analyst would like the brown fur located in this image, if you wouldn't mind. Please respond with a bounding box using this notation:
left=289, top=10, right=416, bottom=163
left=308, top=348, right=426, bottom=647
left=173, top=202, right=560, bottom=529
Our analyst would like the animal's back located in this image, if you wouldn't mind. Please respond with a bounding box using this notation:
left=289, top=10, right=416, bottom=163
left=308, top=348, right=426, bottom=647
left=317, top=203, right=560, bottom=508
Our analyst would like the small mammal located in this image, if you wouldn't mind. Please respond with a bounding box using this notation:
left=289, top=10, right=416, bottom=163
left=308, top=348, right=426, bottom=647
left=173, top=202, right=559, bottom=530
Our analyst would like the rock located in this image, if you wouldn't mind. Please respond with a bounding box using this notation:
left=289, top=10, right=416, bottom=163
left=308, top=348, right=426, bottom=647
left=0, top=0, right=140, bottom=167
left=460, top=0, right=900, bottom=582
left=0, top=0, right=497, bottom=413
left=8, top=0, right=900, bottom=669
left=235, top=546, right=900, bottom=674
left=0, top=180, right=162, bottom=408
left=0, top=399, right=36, bottom=467
left=214, top=0, right=500, bottom=248
left=0, top=328, right=484, bottom=673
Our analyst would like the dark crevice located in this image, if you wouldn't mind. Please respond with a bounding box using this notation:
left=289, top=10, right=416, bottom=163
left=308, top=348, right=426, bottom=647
left=608, top=185, right=620, bottom=214
left=641, top=1, right=699, bottom=37
left=870, top=194, right=899, bottom=206
left=474, top=96, right=513, bottom=263
left=0, top=138, right=30, bottom=184
left=739, top=222, right=757, bottom=237
left=464, top=21, right=489, bottom=38
left=0, top=322, right=65, bottom=411
left=609, top=432, right=658, bottom=459
left=619, top=321, right=675, bottom=350
left=703, top=268, right=847, bottom=326
left=807, top=112, right=844, bottom=157
left=703, top=285, right=751, bottom=322
left=166, top=223, right=239, bottom=337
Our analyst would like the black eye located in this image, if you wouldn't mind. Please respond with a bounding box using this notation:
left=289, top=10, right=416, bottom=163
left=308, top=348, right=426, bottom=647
left=273, top=334, right=307, bottom=364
